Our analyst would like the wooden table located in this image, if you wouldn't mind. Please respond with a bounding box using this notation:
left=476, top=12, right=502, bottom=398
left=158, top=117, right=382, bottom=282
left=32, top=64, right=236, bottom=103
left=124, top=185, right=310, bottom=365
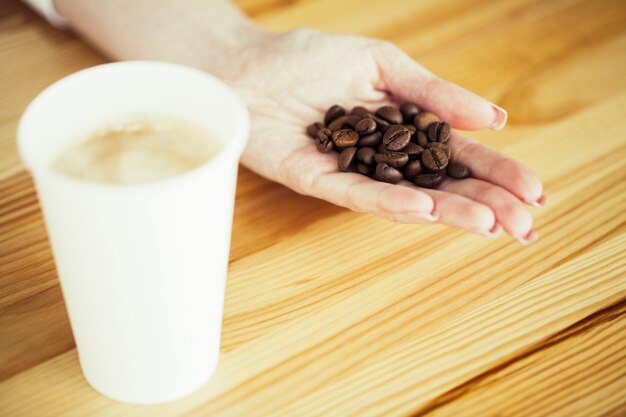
left=1, top=0, right=625, bottom=415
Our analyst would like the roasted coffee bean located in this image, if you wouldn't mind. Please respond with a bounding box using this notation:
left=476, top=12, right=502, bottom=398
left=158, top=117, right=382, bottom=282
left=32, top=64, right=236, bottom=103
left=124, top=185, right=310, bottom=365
left=307, top=122, right=325, bottom=139
left=378, top=123, right=392, bottom=133
left=358, top=131, right=382, bottom=147
left=338, top=147, right=358, bottom=172
left=414, top=112, right=440, bottom=131
left=416, top=131, right=429, bottom=147
left=400, top=102, right=421, bottom=123
left=355, top=118, right=377, bottom=135
left=328, top=114, right=360, bottom=131
left=374, top=151, right=409, bottom=168
left=414, top=173, right=443, bottom=188
left=344, top=115, right=362, bottom=129
left=332, top=129, right=359, bottom=148
left=356, top=147, right=376, bottom=165
left=426, top=142, right=451, bottom=159
left=324, top=105, right=346, bottom=126
left=356, top=162, right=374, bottom=176
left=404, top=142, right=424, bottom=159
left=328, top=115, right=349, bottom=132
left=315, top=128, right=333, bottom=153
left=375, top=163, right=403, bottom=184
left=310, top=106, right=462, bottom=188
left=447, top=161, right=470, bottom=179
left=383, top=125, right=411, bottom=151
left=351, top=106, right=372, bottom=118
left=421, top=146, right=449, bottom=171
left=403, top=159, right=424, bottom=180
left=372, top=116, right=390, bottom=131
left=375, top=106, right=403, bottom=125
left=427, top=121, right=451, bottom=143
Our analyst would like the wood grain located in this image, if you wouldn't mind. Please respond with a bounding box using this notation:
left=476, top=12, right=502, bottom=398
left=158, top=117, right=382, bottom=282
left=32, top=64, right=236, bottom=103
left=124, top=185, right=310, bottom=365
left=1, top=0, right=625, bottom=415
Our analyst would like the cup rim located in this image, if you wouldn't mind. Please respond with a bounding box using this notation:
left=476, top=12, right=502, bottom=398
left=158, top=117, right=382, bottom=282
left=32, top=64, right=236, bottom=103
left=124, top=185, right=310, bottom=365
left=17, top=61, right=250, bottom=192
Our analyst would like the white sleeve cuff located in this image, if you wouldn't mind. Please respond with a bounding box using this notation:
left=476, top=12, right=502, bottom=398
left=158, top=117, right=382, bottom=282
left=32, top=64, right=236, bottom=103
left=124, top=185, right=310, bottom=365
left=23, top=0, right=68, bottom=28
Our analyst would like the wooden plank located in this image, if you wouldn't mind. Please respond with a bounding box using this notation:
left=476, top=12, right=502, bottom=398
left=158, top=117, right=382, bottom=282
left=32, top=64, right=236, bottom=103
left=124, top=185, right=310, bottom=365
left=422, top=301, right=626, bottom=417
left=0, top=228, right=623, bottom=416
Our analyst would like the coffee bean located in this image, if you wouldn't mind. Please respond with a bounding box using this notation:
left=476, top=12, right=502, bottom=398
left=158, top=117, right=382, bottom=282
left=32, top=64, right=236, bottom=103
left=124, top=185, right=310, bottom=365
left=375, top=106, right=403, bottom=125
left=351, top=106, right=372, bottom=118
left=356, top=147, right=376, bottom=165
left=403, top=159, right=424, bottom=180
left=356, top=162, right=374, bottom=176
left=355, top=118, right=377, bottom=135
left=328, top=115, right=349, bottom=132
left=324, top=105, right=346, bottom=126
left=372, top=116, right=390, bottom=132
left=344, top=115, right=362, bottom=129
left=427, top=121, right=451, bottom=143
left=375, top=163, right=403, bottom=184
left=421, top=146, right=449, bottom=171
left=332, top=129, right=359, bottom=148
left=378, top=122, right=392, bottom=134
left=338, top=147, right=358, bottom=172
left=310, top=105, right=464, bottom=189
left=414, top=112, right=440, bottom=131
left=447, top=161, right=470, bottom=179
left=383, top=125, right=411, bottom=151
left=358, top=131, right=382, bottom=147
left=426, top=142, right=451, bottom=159
left=400, top=102, right=421, bottom=123
left=416, top=131, right=429, bottom=147
left=316, top=127, right=332, bottom=139
left=374, top=151, right=409, bottom=168
left=404, top=142, right=424, bottom=159
left=414, top=172, right=443, bottom=188
left=315, top=128, right=333, bottom=153
left=307, top=122, right=325, bottom=139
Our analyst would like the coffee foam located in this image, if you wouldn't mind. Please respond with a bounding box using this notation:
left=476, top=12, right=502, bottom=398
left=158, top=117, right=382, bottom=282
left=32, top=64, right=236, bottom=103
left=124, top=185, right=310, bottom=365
left=52, top=116, right=221, bottom=185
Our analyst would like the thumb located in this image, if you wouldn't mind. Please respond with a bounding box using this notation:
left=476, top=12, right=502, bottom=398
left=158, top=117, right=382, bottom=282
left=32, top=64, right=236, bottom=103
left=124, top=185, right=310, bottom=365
left=371, top=42, right=507, bottom=131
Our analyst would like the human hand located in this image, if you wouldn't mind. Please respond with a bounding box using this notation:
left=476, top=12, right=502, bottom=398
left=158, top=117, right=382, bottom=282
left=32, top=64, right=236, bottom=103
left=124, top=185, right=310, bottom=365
left=55, top=0, right=543, bottom=242
left=222, top=29, right=545, bottom=243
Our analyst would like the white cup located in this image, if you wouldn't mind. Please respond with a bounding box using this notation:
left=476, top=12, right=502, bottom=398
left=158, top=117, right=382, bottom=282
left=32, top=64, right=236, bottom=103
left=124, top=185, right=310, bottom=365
left=17, top=61, right=249, bottom=404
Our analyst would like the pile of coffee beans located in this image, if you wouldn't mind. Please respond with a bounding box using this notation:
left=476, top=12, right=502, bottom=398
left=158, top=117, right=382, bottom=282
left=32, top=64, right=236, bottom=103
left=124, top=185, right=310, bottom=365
left=306, top=103, right=470, bottom=187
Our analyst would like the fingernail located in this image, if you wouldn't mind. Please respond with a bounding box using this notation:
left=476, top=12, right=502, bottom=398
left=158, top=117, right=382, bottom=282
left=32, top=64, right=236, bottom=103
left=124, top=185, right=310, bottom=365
left=516, top=229, right=539, bottom=245
left=535, top=195, right=547, bottom=207
left=484, top=222, right=502, bottom=237
left=490, top=104, right=508, bottom=131
left=527, top=194, right=547, bottom=208
left=406, top=210, right=439, bottom=222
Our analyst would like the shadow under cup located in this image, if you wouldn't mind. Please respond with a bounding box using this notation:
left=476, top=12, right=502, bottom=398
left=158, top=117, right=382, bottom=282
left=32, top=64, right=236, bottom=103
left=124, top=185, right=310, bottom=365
left=17, top=61, right=250, bottom=404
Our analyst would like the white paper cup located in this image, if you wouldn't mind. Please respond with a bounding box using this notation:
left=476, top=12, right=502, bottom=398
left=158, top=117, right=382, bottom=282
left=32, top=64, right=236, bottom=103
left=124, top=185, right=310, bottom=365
left=17, top=61, right=249, bottom=404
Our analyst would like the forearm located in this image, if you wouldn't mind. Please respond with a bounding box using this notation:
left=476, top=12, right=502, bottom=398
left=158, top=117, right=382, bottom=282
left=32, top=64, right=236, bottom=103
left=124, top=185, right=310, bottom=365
left=54, top=0, right=273, bottom=80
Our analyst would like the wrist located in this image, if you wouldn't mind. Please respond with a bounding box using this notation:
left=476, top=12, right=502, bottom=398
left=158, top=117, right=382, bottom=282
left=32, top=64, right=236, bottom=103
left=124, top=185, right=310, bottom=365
left=55, top=0, right=276, bottom=81
left=187, top=6, right=276, bottom=81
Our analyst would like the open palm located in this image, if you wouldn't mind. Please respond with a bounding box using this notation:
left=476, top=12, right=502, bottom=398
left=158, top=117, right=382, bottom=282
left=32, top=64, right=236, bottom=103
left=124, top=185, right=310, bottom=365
left=230, top=30, right=544, bottom=243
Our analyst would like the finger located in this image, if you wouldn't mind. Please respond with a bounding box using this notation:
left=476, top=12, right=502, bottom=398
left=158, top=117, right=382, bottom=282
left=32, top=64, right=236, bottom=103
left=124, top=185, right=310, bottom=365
left=403, top=182, right=498, bottom=235
left=448, top=132, right=546, bottom=207
left=277, top=143, right=497, bottom=233
left=309, top=172, right=437, bottom=222
left=440, top=177, right=538, bottom=244
left=274, top=144, right=436, bottom=220
left=372, top=42, right=507, bottom=131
